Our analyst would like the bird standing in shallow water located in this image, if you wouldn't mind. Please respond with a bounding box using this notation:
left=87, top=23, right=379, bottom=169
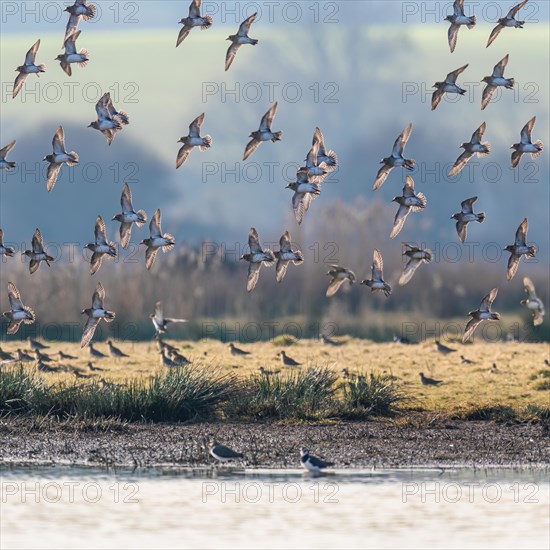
left=209, top=441, right=244, bottom=463
left=300, top=447, right=333, bottom=473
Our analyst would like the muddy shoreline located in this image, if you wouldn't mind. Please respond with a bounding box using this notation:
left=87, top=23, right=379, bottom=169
left=1, top=417, right=549, bottom=470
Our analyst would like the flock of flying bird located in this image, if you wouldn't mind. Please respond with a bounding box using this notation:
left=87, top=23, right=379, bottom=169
left=0, top=0, right=547, bottom=352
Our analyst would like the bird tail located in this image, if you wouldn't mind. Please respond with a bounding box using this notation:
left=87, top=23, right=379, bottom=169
left=200, top=135, right=212, bottom=151
left=531, top=140, right=543, bottom=158
left=38, top=64, right=46, bottom=72
left=477, top=212, right=486, bottom=223
left=136, top=210, right=147, bottom=226
left=478, top=142, right=491, bottom=157
left=67, top=151, right=79, bottom=166
left=78, top=50, right=89, bottom=66
left=201, top=15, right=213, bottom=29
left=5, top=247, right=15, bottom=256
left=467, top=16, right=476, bottom=28
left=45, top=254, right=55, bottom=263
left=506, top=78, right=515, bottom=88
left=271, top=131, right=283, bottom=142
left=404, top=158, right=416, bottom=170
left=162, top=234, right=175, bottom=252
left=116, top=110, right=130, bottom=125
left=250, top=39, right=259, bottom=45
left=324, top=150, right=338, bottom=169
left=527, top=245, right=537, bottom=258
left=416, top=192, right=427, bottom=210
left=105, top=311, right=116, bottom=322
left=515, top=20, right=524, bottom=28
left=84, top=3, right=96, bottom=19
left=109, top=242, right=118, bottom=257
left=6, top=162, right=16, bottom=170
left=23, top=306, right=36, bottom=322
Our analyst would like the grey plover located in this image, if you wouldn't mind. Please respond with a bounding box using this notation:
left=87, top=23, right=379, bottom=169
left=59, top=350, right=78, bottom=360
left=399, top=244, right=432, bottom=286
left=445, top=0, right=476, bottom=53
left=86, top=361, right=103, bottom=372
left=274, top=231, right=303, bottom=283
left=13, top=39, right=45, bottom=99
left=390, top=176, right=427, bottom=239
left=3, top=283, right=35, bottom=335
left=300, top=447, right=333, bottom=473
left=23, top=229, right=54, bottom=274
left=64, top=0, right=96, bottom=43
left=0, top=140, right=17, bottom=170
left=176, top=113, right=212, bottom=168
left=521, top=276, right=545, bottom=326
left=0, top=229, right=15, bottom=259
left=302, top=137, right=328, bottom=180
left=451, top=196, right=485, bottom=243
left=487, top=0, right=528, bottom=48
left=27, top=337, right=49, bottom=351
left=419, top=372, right=442, bottom=386
left=84, top=215, right=117, bottom=275
left=43, top=126, right=79, bottom=192
left=81, top=282, right=116, bottom=348
left=88, top=343, right=108, bottom=359
left=176, top=0, right=212, bottom=46
left=431, top=64, right=468, bottom=110
left=107, top=340, right=129, bottom=359
left=112, top=183, right=147, bottom=249
left=326, top=266, right=356, bottom=297
left=312, top=127, right=338, bottom=172
left=243, top=102, right=282, bottom=160
left=481, top=54, right=514, bottom=110
left=373, top=123, right=415, bottom=190
left=140, top=209, right=175, bottom=270
left=259, top=366, right=279, bottom=376
left=511, top=116, right=543, bottom=168
left=56, top=30, right=89, bottom=76
left=279, top=350, right=301, bottom=367
left=463, top=288, right=501, bottom=342
left=321, top=334, right=344, bottom=346
left=150, top=301, right=188, bottom=334
left=505, top=218, right=536, bottom=281
left=209, top=441, right=244, bottom=462
left=435, top=340, right=456, bottom=355
left=225, top=12, right=258, bottom=71
left=240, top=228, right=275, bottom=292
left=361, top=249, right=392, bottom=297
left=460, top=355, right=475, bottom=365
left=88, top=92, right=123, bottom=146
left=0, top=347, right=15, bottom=361
left=448, top=122, right=491, bottom=177
left=286, top=169, right=321, bottom=225
left=229, top=342, right=251, bottom=356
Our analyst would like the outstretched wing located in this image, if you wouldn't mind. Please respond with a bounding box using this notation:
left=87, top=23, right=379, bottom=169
left=523, top=276, right=537, bottom=300
left=486, top=24, right=504, bottom=48
left=447, top=64, right=468, bottom=83
left=7, top=282, right=24, bottom=311
left=506, top=253, right=521, bottom=281
left=461, top=196, right=477, bottom=214
left=225, top=42, right=241, bottom=71
left=246, top=261, right=262, bottom=292
left=260, top=102, right=277, bottom=132
left=121, top=182, right=134, bottom=212
left=492, top=54, right=509, bottom=77
left=12, top=72, right=29, bottom=99
left=326, top=277, right=345, bottom=297
left=25, top=39, right=41, bottom=65
left=32, top=228, right=45, bottom=254
left=92, top=282, right=105, bottom=309
left=238, top=12, right=257, bottom=35
left=81, top=316, right=99, bottom=348
left=399, top=257, right=422, bottom=286
left=149, top=209, right=162, bottom=238
left=373, top=164, right=392, bottom=190
left=372, top=248, right=384, bottom=279
left=176, top=144, right=194, bottom=168
left=94, top=215, right=108, bottom=244
left=392, top=123, right=412, bottom=156
left=0, top=140, right=16, bottom=160
left=462, top=318, right=481, bottom=343
left=479, top=287, right=498, bottom=312
left=390, top=205, right=410, bottom=239
left=521, top=116, right=536, bottom=143
left=448, top=150, right=474, bottom=177
left=248, top=227, right=261, bottom=253
left=189, top=113, right=204, bottom=137
left=515, top=218, right=528, bottom=246
left=481, top=84, right=496, bottom=110
left=448, top=23, right=460, bottom=53
left=243, top=137, right=261, bottom=161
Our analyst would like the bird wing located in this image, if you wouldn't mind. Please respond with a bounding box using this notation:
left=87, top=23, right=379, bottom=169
left=461, top=196, right=477, bottom=214
left=0, top=140, right=16, bottom=160
left=145, top=247, right=159, bottom=270
left=12, top=72, right=28, bottom=99
left=492, top=54, right=509, bottom=77
left=402, top=175, right=415, bottom=196
left=481, top=84, right=496, bottom=110
left=392, top=123, right=412, bottom=156
left=81, top=316, right=100, bottom=348
left=238, top=11, right=257, bottom=35
left=523, top=276, right=537, bottom=300
left=521, top=116, right=535, bottom=143
left=224, top=42, right=241, bottom=71
left=448, top=150, right=474, bottom=177
left=399, top=257, right=422, bottom=286
left=248, top=227, right=262, bottom=253
left=189, top=0, right=201, bottom=17
left=189, top=113, right=204, bottom=137
left=472, top=122, right=486, bottom=143
left=52, top=126, right=66, bottom=154
left=25, top=39, right=40, bottom=65
left=32, top=228, right=45, bottom=253
left=448, top=23, right=460, bottom=53
left=479, top=287, right=498, bottom=312
left=246, top=261, right=262, bottom=292
left=7, top=282, right=25, bottom=311
left=150, top=209, right=162, bottom=238
left=119, top=222, right=132, bottom=249
left=462, top=318, right=481, bottom=343
left=486, top=23, right=504, bottom=48
left=64, top=14, right=80, bottom=43
left=94, top=215, right=108, bottom=244
left=291, top=192, right=307, bottom=225
left=453, top=0, right=465, bottom=16
left=509, top=0, right=528, bottom=17
left=243, top=137, right=261, bottom=161
left=176, top=144, right=194, bottom=168
left=64, top=30, right=80, bottom=54
left=92, top=282, right=105, bottom=309
left=372, top=248, right=384, bottom=279
left=511, top=149, right=524, bottom=168
left=390, top=205, right=410, bottom=239
left=506, top=252, right=521, bottom=281
left=120, top=182, right=134, bottom=212
left=90, top=252, right=104, bottom=275
left=279, top=231, right=292, bottom=252
left=260, top=102, right=277, bottom=132
left=326, top=277, right=345, bottom=297
left=373, top=164, right=392, bottom=190
left=447, top=64, right=468, bottom=83
left=176, top=24, right=192, bottom=47
left=154, top=301, right=164, bottom=321
left=456, top=220, right=468, bottom=243
left=313, top=127, right=327, bottom=155
left=515, top=218, right=528, bottom=246
left=46, top=163, right=62, bottom=192
left=276, top=259, right=290, bottom=283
